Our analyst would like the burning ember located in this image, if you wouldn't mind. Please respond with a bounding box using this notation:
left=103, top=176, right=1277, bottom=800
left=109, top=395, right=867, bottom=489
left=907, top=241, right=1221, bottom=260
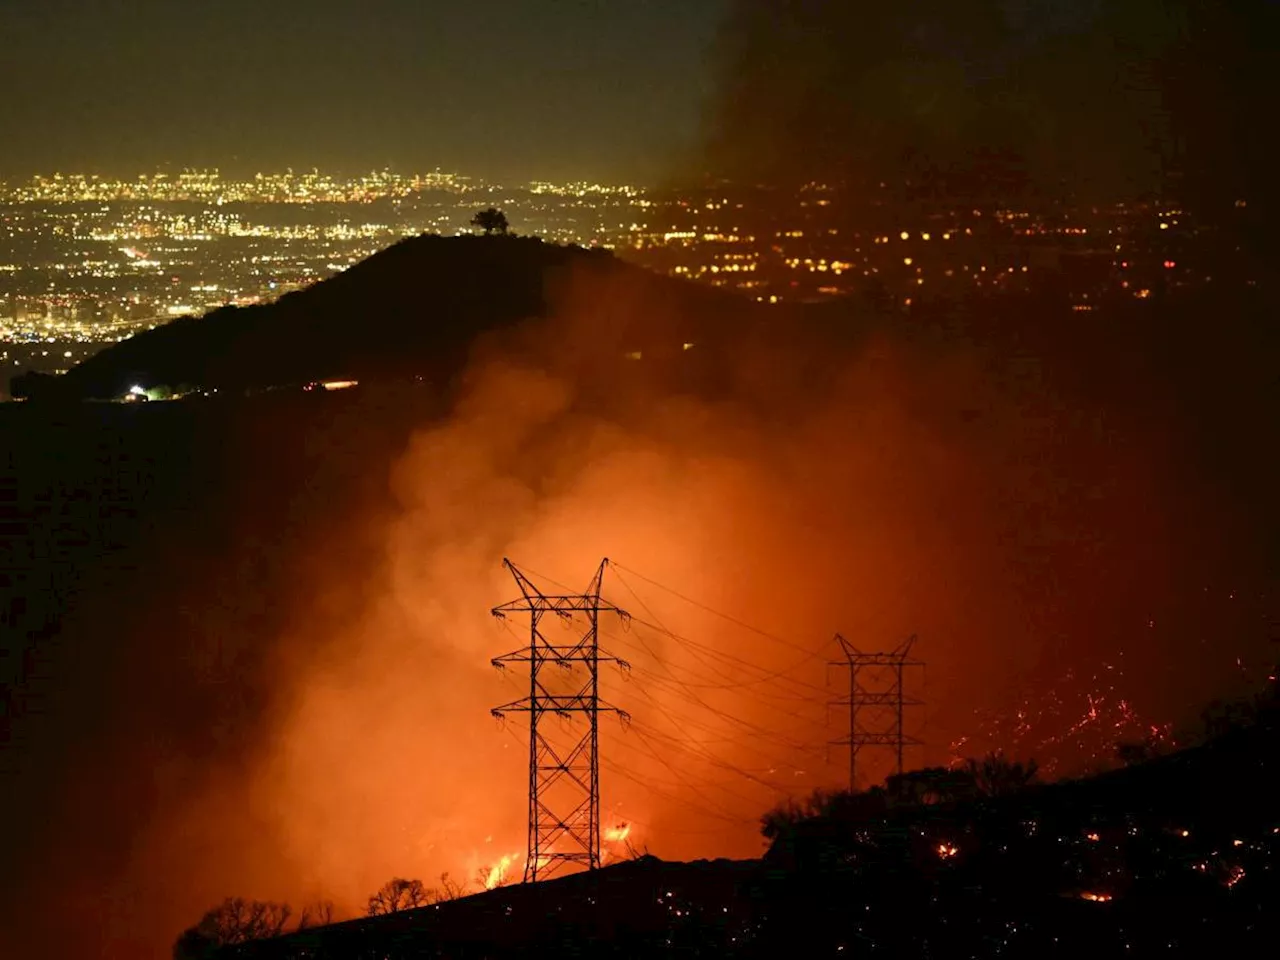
left=965, top=660, right=1176, bottom=776
left=936, top=843, right=959, bottom=860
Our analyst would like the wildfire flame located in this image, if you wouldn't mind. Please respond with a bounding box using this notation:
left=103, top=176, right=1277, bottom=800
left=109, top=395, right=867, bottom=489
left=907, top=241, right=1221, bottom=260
left=1079, top=892, right=1113, bottom=902
left=936, top=842, right=959, bottom=859
left=604, top=822, right=632, bottom=845
left=484, top=853, right=520, bottom=890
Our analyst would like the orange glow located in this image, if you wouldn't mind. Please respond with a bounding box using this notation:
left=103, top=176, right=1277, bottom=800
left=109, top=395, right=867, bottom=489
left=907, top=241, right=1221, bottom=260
left=605, top=822, right=633, bottom=845
left=1079, top=892, right=1113, bottom=902
left=936, top=843, right=958, bottom=859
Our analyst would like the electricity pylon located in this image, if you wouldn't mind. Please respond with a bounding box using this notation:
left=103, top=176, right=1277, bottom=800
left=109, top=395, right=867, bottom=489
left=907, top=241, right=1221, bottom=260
left=829, top=633, right=923, bottom=792
left=490, top=558, right=630, bottom=882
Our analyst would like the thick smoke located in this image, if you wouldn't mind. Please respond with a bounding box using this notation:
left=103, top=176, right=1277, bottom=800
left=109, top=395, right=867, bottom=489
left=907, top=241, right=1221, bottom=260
left=3, top=260, right=1273, bottom=956
left=702, top=0, right=1277, bottom=210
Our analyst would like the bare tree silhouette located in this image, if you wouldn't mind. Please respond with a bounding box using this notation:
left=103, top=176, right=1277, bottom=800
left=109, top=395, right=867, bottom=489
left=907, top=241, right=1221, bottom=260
left=297, top=900, right=335, bottom=930
left=173, top=898, right=292, bottom=959
left=964, top=752, right=1039, bottom=797
left=438, top=872, right=468, bottom=901
left=367, top=877, right=432, bottom=916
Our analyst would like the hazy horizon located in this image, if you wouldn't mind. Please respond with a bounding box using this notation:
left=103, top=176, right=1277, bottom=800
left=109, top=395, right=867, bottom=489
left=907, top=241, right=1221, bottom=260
left=0, top=0, right=728, bottom=184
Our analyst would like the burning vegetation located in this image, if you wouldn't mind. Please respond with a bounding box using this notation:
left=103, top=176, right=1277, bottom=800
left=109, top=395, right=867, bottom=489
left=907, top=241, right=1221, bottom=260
left=175, top=668, right=1280, bottom=958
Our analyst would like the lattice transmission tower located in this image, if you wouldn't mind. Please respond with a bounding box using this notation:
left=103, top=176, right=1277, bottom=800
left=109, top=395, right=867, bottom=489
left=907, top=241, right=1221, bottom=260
left=490, top=558, right=631, bottom=882
left=829, top=633, right=923, bottom=792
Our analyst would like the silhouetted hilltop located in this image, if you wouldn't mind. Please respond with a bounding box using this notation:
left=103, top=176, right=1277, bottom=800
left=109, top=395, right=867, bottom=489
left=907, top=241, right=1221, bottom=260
left=13, top=235, right=759, bottom=401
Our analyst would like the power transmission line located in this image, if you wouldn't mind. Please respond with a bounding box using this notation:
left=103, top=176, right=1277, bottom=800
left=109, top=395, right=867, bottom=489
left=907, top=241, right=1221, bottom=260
left=489, top=558, right=631, bottom=882
left=610, top=562, right=819, bottom=657
left=610, top=566, right=833, bottom=695
left=829, top=633, right=924, bottom=792
left=604, top=667, right=827, bottom=765
left=492, top=558, right=887, bottom=864
left=598, top=623, right=828, bottom=754
left=599, top=634, right=829, bottom=747
left=523, top=560, right=833, bottom=701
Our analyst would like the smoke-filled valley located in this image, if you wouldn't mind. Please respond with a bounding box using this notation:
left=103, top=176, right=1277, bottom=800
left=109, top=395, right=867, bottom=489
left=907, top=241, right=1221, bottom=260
left=2, top=249, right=1275, bottom=957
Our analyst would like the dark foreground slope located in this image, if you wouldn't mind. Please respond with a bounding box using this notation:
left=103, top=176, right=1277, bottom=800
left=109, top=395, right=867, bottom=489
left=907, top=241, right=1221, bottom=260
left=11, top=235, right=764, bottom=401
left=210, top=717, right=1280, bottom=960
left=216, top=856, right=759, bottom=960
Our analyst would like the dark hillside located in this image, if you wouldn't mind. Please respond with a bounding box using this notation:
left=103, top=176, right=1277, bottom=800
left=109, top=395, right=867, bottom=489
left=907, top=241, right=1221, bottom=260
left=0, top=391, right=435, bottom=954
left=204, top=713, right=1280, bottom=959
left=217, top=856, right=760, bottom=960
left=13, top=236, right=762, bottom=401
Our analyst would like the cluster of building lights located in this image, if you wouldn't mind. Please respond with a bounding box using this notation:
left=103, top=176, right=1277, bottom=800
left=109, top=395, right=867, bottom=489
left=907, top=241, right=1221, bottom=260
left=0, top=169, right=1244, bottom=397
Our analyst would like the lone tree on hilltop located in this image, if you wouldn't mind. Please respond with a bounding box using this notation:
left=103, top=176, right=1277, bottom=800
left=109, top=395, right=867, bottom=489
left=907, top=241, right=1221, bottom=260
left=367, top=877, right=432, bottom=915
left=471, top=207, right=510, bottom=235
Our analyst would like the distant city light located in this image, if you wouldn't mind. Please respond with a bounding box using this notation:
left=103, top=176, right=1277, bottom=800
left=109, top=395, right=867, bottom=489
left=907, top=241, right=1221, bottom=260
left=0, top=170, right=1224, bottom=385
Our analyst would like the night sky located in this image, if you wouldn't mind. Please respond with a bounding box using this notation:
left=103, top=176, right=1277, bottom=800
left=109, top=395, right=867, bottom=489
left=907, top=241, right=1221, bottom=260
left=3, top=0, right=1276, bottom=198
left=0, top=0, right=728, bottom=182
